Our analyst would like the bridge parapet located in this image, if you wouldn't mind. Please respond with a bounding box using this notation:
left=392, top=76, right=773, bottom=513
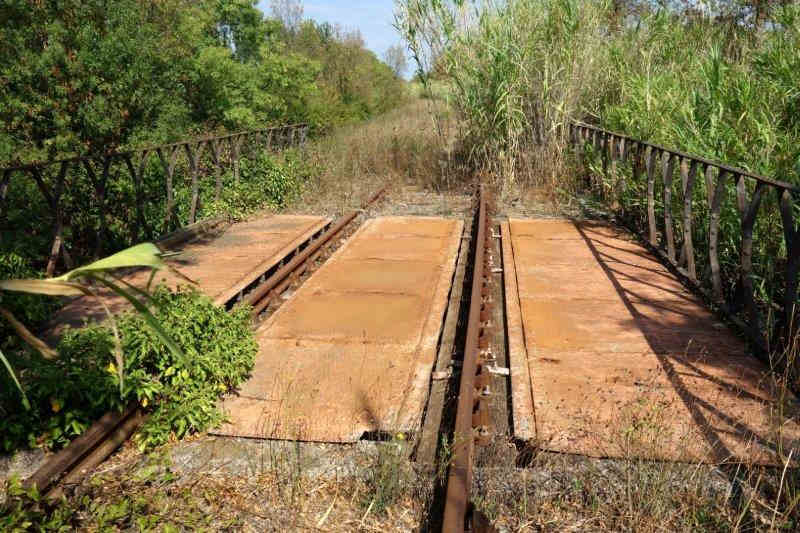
left=569, top=122, right=799, bottom=356
left=0, top=124, right=309, bottom=275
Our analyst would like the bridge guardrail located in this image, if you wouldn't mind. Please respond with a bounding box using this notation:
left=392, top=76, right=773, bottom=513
left=0, top=124, right=309, bottom=275
left=569, top=121, right=799, bottom=353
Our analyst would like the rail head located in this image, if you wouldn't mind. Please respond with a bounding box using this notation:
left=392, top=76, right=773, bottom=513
left=442, top=185, right=496, bottom=533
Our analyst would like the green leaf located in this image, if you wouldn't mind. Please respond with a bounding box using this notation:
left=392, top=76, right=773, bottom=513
left=0, top=279, right=86, bottom=296
left=85, top=273, right=190, bottom=369
left=0, top=348, right=30, bottom=410
left=54, top=243, right=166, bottom=282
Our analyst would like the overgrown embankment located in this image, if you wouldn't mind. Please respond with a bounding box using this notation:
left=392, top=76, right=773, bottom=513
left=1, top=1, right=412, bottom=447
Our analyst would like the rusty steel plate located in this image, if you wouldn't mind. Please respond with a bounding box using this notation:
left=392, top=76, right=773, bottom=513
left=48, top=215, right=330, bottom=336
left=215, top=216, right=464, bottom=442
left=504, top=218, right=800, bottom=464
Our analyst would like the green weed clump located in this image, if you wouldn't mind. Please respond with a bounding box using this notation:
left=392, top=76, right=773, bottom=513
left=0, top=287, right=257, bottom=452
left=183, top=150, right=311, bottom=223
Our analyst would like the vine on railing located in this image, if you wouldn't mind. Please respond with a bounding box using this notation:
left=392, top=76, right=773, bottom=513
left=0, top=124, right=309, bottom=275
left=569, top=122, right=799, bottom=355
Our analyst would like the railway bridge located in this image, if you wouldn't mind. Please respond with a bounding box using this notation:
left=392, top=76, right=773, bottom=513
left=6, top=121, right=799, bottom=532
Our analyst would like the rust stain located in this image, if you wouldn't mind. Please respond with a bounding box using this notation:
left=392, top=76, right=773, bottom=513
left=47, top=215, right=330, bottom=337
left=506, top=218, right=800, bottom=464
left=215, top=216, right=463, bottom=442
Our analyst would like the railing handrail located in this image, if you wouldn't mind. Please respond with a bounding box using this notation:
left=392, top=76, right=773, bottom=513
left=571, top=121, right=799, bottom=193
left=1, top=123, right=309, bottom=173
left=568, top=120, right=800, bottom=357
left=0, top=122, right=310, bottom=276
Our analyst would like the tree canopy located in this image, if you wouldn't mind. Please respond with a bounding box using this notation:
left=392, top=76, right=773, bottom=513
left=0, top=0, right=406, bottom=165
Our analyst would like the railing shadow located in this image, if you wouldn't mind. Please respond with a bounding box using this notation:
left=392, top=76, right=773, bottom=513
left=573, top=219, right=799, bottom=464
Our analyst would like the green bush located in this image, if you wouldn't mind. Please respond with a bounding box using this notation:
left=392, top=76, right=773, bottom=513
left=119, top=287, right=257, bottom=448
left=198, top=151, right=309, bottom=221
left=0, top=287, right=257, bottom=452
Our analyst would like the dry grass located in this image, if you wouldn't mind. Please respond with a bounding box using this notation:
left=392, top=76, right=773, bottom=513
left=33, top=441, right=429, bottom=532
left=293, top=98, right=470, bottom=215
left=470, top=343, right=800, bottom=532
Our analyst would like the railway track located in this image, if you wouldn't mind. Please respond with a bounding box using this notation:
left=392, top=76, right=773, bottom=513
left=441, top=185, right=498, bottom=533
left=22, top=187, right=386, bottom=500
left=23, top=183, right=497, bottom=532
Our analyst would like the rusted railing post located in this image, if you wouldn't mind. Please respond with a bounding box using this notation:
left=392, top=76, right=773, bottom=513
left=645, top=146, right=658, bottom=246
left=0, top=169, right=10, bottom=222
left=209, top=139, right=223, bottom=203
left=706, top=168, right=727, bottom=303
left=31, top=161, right=70, bottom=276
left=680, top=158, right=698, bottom=281
left=736, top=176, right=766, bottom=339
left=156, top=145, right=180, bottom=233
left=662, top=151, right=677, bottom=263
left=777, top=189, right=800, bottom=345
left=185, top=141, right=206, bottom=224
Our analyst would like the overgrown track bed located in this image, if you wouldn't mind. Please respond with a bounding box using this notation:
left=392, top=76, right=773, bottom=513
left=19, top=187, right=387, bottom=500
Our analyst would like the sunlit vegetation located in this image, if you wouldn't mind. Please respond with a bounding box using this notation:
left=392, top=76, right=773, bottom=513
left=0, top=0, right=406, bottom=164
left=398, top=0, right=800, bottom=347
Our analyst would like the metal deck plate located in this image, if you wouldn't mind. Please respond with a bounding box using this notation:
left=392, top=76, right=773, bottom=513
left=504, top=218, right=800, bottom=464
left=215, top=216, right=463, bottom=442
left=48, top=215, right=330, bottom=336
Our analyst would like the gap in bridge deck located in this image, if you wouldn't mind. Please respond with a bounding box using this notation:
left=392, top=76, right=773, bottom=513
left=47, top=215, right=330, bottom=338
left=214, top=216, right=463, bottom=443
left=504, top=218, right=800, bottom=464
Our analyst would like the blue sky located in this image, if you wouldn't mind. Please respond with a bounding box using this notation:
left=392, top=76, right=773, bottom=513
left=256, top=1, right=408, bottom=74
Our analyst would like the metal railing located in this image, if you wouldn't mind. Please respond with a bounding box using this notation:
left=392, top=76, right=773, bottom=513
left=0, top=124, right=309, bottom=275
left=569, top=121, right=799, bottom=352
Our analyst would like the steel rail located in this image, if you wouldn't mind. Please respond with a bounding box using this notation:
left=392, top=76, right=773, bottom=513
left=442, top=185, right=495, bottom=532
left=244, top=187, right=387, bottom=316
left=23, top=404, right=139, bottom=495
left=22, top=185, right=388, bottom=499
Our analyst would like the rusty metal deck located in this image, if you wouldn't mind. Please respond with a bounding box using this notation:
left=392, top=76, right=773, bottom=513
left=215, top=216, right=463, bottom=442
left=48, top=215, right=330, bottom=336
left=504, top=218, right=800, bottom=464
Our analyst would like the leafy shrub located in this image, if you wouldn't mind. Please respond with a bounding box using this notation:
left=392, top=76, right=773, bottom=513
left=118, top=287, right=257, bottom=448
left=0, top=325, right=120, bottom=451
left=198, top=151, right=309, bottom=221
left=0, top=287, right=257, bottom=452
left=0, top=476, right=77, bottom=530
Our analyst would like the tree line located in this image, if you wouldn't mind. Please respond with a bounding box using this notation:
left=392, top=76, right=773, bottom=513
left=0, top=0, right=406, bottom=165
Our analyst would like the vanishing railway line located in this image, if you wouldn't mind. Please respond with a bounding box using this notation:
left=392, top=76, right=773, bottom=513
left=442, top=186, right=497, bottom=533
